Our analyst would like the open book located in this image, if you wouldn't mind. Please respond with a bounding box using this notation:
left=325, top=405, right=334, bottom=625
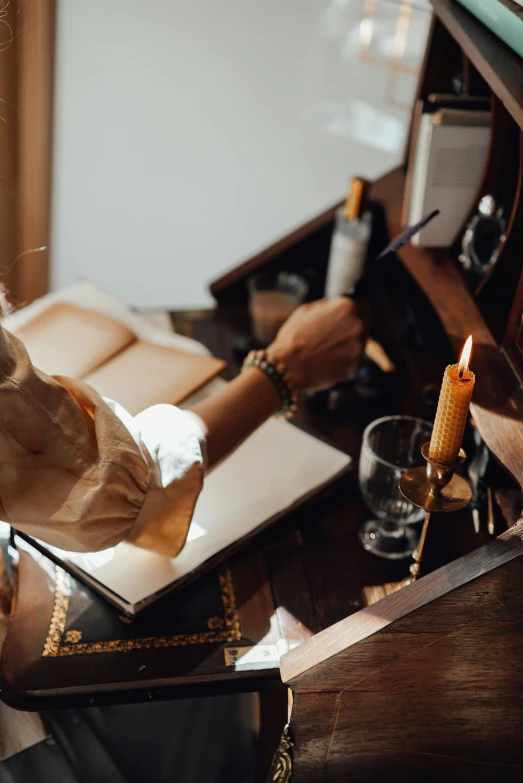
left=11, top=302, right=226, bottom=414
left=9, top=283, right=351, bottom=615
left=20, top=417, right=351, bottom=616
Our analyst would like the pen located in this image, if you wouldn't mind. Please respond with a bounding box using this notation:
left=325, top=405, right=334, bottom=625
left=345, top=209, right=440, bottom=301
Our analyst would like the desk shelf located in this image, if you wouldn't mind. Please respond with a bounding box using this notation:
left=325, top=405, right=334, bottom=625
left=370, top=167, right=523, bottom=490
left=432, top=0, right=523, bottom=128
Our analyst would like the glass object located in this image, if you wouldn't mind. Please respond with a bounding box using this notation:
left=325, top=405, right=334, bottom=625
left=248, top=271, right=308, bottom=347
left=359, top=415, right=433, bottom=559
left=459, top=194, right=506, bottom=277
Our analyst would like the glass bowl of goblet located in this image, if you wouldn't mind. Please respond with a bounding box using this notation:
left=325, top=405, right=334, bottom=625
left=359, top=415, right=433, bottom=559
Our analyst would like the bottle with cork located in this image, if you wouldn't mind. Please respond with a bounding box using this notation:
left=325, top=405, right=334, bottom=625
left=324, top=177, right=372, bottom=299
left=308, top=176, right=391, bottom=412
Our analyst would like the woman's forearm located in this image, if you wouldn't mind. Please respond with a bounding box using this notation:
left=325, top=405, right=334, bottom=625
left=188, top=297, right=365, bottom=471
left=188, top=367, right=280, bottom=470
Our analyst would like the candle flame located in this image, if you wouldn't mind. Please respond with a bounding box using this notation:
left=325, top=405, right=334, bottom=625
left=458, top=335, right=473, bottom=376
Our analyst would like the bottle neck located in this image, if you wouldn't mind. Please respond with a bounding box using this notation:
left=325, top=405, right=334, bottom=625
left=343, top=177, right=367, bottom=220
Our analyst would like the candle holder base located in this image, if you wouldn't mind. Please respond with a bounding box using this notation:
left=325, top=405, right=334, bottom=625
left=399, top=468, right=472, bottom=513
left=399, top=443, right=471, bottom=512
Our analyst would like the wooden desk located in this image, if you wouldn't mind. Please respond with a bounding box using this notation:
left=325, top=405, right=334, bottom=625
left=0, top=307, right=487, bottom=716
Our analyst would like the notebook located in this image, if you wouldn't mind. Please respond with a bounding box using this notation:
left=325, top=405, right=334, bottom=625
left=20, top=417, right=351, bottom=616
left=11, top=301, right=226, bottom=414
left=407, top=110, right=490, bottom=247
left=402, top=96, right=491, bottom=238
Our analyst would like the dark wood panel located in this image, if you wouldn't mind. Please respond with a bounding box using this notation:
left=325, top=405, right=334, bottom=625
left=282, top=519, right=523, bottom=685
left=298, top=491, right=406, bottom=630
left=286, top=523, right=523, bottom=782
left=432, top=0, right=523, bottom=128
left=263, top=529, right=320, bottom=646
left=412, top=16, right=465, bottom=105
left=288, top=691, right=341, bottom=782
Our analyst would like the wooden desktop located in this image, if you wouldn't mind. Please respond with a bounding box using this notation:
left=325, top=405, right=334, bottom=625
left=0, top=295, right=499, bottom=782
left=3, top=1, right=523, bottom=780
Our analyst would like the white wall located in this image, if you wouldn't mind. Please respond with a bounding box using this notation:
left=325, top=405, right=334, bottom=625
left=50, top=0, right=431, bottom=309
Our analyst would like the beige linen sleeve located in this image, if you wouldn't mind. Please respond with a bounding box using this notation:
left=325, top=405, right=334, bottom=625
left=123, top=403, right=205, bottom=556
left=0, top=325, right=204, bottom=556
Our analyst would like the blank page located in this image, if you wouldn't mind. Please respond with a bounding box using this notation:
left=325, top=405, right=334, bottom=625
left=83, top=340, right=226, bottom=413
left=410, top=119, right=490, bottom=247
left=53, top=417, right=351, bottom=608
left=12, top=302, right=135, bottom=378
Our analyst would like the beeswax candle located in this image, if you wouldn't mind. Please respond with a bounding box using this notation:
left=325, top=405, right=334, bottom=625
left=429, top=336, right=475, bottom=464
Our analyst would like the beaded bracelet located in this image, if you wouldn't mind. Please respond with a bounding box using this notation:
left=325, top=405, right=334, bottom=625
left=242, top=349, right=299, bottom=419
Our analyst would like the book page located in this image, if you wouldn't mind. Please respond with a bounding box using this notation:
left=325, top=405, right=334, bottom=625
left=408, top=113, right=434, bottom=228
left=411, top=122, right=490, bottom=247
left=402, top=98, right=424, bottom=228
left=83, top=340, right=226, bottom=414
left=11, top=302, right=135, bottom=378
left=51, top=418, right=351, bottom=608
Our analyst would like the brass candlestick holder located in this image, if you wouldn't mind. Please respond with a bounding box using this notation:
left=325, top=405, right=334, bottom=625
left=361, top=443, right=472, bottom=606
left=399, top=443, right=472, bottom=582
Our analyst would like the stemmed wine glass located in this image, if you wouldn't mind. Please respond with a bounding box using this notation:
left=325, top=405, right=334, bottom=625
left=359, top=415, right=433, bottom=559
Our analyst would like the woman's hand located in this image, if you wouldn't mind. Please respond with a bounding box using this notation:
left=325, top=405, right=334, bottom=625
left=267, top=297, right=365, bottom=392
left=190, top=297, right=365, bottom=469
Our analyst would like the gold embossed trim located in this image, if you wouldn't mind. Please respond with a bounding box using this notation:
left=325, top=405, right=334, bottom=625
left=270, top=725, right=294, bottom=782
left=42, top=567, right=71, bottom=657
left=43, top=566, right=241, bottom=657
left=218, top=568, right=241, bottom=642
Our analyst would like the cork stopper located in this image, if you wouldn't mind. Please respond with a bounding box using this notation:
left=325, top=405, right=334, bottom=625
left=428, top=364, right=475, bottom=465
left=343, top=177, right=368, bottom=220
